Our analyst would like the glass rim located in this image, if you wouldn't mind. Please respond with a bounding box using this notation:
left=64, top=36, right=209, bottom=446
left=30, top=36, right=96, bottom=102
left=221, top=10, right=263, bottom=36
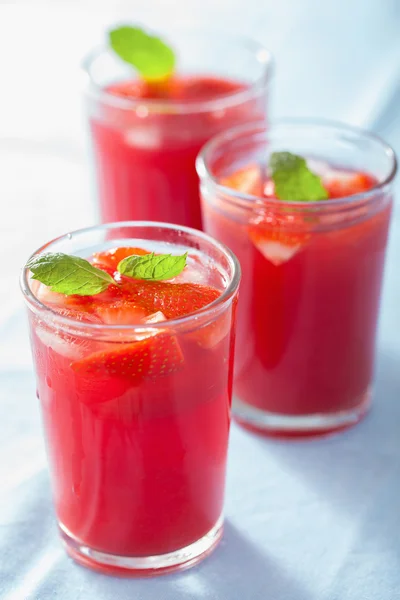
left=20, top=221, right=241, bottom=334
left=196, top=118, right=398, bottom=208
left=82, top=28, right=273, bottom=114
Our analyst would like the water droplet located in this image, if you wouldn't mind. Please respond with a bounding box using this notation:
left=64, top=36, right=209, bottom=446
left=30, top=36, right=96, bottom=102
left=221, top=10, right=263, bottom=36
left=67, top=233, right=72, bottom=240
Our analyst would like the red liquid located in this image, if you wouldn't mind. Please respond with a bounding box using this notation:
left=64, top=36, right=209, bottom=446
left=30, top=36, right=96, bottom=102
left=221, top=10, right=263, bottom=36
left=89, top=76, right=266, bottom=229
left=202, top=166, right=392, bottom=429
left=29, top=249, right=235, bottom=558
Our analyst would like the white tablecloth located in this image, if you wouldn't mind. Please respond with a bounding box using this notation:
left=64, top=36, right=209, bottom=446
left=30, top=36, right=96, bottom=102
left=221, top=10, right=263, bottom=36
left=1, top=2, right=400, bottom=599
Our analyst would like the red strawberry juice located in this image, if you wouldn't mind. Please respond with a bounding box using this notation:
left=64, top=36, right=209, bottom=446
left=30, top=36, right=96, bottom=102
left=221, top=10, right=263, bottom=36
left=198, top=122, right=395, bottom=436
left=22, top=226, right=239, bottom=574
left=88, top=75, right=267, bottom=230
left=84, top=12, right=274, bottom=232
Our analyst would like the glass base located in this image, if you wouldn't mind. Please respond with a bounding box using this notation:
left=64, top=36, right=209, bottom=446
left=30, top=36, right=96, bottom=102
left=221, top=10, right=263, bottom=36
left=59, top=516, right=223, bottom=577
left=233, top=387, right=371, bottom=438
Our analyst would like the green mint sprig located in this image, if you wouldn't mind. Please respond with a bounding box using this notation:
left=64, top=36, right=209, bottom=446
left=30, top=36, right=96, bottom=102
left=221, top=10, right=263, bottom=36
left=270, top=152, right=328, bottom=201
left=117, top=252, right=187, bottom=281
left=27, top=251, right=187, bottom=296
left=27, top=253, right=115, bottom=296
left=109, top=25, right=175, bottom=82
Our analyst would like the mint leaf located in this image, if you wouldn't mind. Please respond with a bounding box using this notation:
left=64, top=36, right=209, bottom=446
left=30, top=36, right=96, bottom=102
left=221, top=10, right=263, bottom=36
left=27, top=253, right=115, bottom=296
left=109, top=25, right=175, bottom=81
left=118, top=252, right=187, bottom=281
left=270, top=151, right=329, bottom=201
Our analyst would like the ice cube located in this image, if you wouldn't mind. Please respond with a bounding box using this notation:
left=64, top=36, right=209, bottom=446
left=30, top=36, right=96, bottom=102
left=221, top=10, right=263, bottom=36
left=306, top=158, right=332, bottom=177
left=171, top=253, right=209, bottom=285
left=35, top=281, right=67, bottom=307
left=35, top=325, right=93, bottom=360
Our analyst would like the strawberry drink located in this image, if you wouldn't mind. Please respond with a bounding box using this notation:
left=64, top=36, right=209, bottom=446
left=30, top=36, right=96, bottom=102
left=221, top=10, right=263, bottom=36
left=21, top=222, right=240, bottom=575
left=84, top=26, right=272, bottom=229
left=197, top=121, right=396, bottom=436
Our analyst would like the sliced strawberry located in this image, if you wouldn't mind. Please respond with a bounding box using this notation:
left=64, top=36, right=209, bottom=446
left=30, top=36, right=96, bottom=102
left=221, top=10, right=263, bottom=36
left=324, top=172, right=376, bottom=199
left=75, top=372, right=132, bottom=406
left=95, top=300, right=149, bottom=325
left=249, top=213, right=310, bottom=266
left=122, top=281, right=221, bottom=319
left=92, top=246, right=150, bottom=270
left=107, top=79, right=173, bottom=101
left=220, top=164, right=263, bottom=196
left=171, top=253, right=207, bottom=285
left=72, top=332, right=184, bottom=383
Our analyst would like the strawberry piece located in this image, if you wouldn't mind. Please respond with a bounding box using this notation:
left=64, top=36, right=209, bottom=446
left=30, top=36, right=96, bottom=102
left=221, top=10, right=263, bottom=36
left=324, top=172, right=376, bottom=199
left=107, top=79, right=173, bottom=101
left=95, top=300, right=149, bottom=325
left=72, top=332, right=184, bottom=383
left=75, top=372, right=132, bottom=407
left=92, top=246, right=150, bottom=270
left=122, top=281, right=221, bottom=319
left=249, top=213, right=310, bottom=266
left=220, top=165, right=263, bottom=196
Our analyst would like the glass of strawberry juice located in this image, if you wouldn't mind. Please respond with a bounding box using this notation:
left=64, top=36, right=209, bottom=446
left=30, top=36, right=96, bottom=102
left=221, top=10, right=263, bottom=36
left=83, top=29, right=272, bottom=229
left=20, top=222, right=240, bottom=575
left=197, top=120, right=396, bottom=436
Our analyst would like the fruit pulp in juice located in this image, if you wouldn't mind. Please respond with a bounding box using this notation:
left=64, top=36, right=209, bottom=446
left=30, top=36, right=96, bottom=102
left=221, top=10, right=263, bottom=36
left=202, top=162, right=392, bottom=418
left=89, top=76, right=265, bottom=230
left=29, top=244, right=235, bottom=556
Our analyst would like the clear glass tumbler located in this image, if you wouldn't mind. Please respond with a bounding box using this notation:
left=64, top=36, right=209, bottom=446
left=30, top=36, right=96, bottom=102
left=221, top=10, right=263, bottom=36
left=83, top=28, right=272, bottom=230
left=20, top=222, right=240, bottom=575
left=197, top=120, right=396, bottom=437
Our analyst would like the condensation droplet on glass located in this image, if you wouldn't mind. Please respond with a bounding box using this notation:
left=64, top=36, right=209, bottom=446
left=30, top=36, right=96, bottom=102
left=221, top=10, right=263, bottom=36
left=67, top=233, right=72, bottom=240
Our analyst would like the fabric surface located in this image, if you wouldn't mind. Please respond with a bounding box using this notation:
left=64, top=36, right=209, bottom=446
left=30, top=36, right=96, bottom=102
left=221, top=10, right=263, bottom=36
left=1, top=2, right=400, bottom=599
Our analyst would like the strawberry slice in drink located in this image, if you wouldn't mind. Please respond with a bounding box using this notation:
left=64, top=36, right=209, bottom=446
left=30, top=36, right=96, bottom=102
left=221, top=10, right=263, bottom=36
left=95, top=300, right=149, bottom=325
left=121, top=281, right=221, bottom=319
left=323, top=171, right=376, bottom=199
left=92, top=246, right=150, bottom=271
left=249, top=212, right=310, bottom=266
left=72, top=330, right=184, bottom=384
left=72, top=308, right=184, bottom=409
left=220, top=164, right=263, bottom=196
